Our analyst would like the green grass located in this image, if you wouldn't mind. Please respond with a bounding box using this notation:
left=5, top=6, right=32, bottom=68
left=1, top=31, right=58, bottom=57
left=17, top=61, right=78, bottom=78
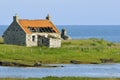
left=0, top=77, right=120, bottom=80
left=0, top=38, right=120, bottom=65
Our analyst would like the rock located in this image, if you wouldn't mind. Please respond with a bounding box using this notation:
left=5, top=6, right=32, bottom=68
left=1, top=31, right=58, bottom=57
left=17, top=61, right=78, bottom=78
left=0, top=61, right=15, bottom=66
left=0, top=61, right=30, bottom=67
left=70, top=60, right=98, bottom=64
left=34, top=61, right=42, bottom=67
left=0, top=61, right=2, bottom=65
left=70, top=60, right=82, bottom=64
left=100, top=58, right=114, bottom=63
left=90, top=62, right=99, bottom=64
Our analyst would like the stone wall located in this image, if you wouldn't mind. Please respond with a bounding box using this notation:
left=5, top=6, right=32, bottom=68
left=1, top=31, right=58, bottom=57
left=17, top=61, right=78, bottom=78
left=49, top=38, right=61, bottom=48
left=26, top=34, right=38, bottom=47
left=26, top=33, right=61, bottom=47
left=3, top=21, right=26, bottom=46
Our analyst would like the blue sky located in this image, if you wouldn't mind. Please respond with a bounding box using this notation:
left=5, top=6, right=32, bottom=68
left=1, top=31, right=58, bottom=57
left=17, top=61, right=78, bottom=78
left=0, top=0, right=120, bottom=25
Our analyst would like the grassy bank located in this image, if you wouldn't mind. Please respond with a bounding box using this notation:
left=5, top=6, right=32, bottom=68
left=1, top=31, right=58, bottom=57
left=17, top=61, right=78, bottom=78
left=0, top=38, right=120, bottom=65
left=0, top=77, right=120, bottom=80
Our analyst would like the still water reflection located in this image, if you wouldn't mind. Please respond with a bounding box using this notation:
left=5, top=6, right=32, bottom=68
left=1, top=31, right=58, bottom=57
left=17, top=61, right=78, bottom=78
left=0, top=64, right=120, bottom=78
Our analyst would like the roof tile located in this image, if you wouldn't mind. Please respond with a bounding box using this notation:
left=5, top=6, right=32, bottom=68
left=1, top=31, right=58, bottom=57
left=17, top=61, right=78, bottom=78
left=19, top=19, right=59, bottom=34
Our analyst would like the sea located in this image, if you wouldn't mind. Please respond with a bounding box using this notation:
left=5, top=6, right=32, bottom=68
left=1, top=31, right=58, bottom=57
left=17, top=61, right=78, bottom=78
left=1, top=64, right=120, bottom=78
left=1, top=25, right=120, bottom=42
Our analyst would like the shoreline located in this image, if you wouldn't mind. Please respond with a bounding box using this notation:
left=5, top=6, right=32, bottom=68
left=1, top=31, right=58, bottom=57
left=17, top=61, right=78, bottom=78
left=0, top=60, right=117, bottom=67
left=0, top=61, right=64, bottom=67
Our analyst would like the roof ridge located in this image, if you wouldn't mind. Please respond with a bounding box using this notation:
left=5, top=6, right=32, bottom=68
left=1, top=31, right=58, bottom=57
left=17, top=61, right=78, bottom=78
left=19, top=19, right=48, bottom=21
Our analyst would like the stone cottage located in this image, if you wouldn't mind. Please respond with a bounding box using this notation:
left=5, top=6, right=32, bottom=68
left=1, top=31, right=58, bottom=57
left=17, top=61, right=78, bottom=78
left=3, top=15, right=61, bottom=48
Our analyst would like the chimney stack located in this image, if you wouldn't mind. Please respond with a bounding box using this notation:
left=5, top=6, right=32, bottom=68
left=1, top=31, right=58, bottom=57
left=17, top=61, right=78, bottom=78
left=13, top=14, right=19, bottom=22
left=46, top=14, right=51, bottom=21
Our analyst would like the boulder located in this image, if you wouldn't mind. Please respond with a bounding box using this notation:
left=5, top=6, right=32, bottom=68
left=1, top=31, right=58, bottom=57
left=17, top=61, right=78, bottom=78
left=34, top=61, right=42, bottom=67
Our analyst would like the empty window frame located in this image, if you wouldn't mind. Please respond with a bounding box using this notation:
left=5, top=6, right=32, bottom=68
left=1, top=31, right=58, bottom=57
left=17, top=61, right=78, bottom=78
left=32, top=35, right=35, bottom=41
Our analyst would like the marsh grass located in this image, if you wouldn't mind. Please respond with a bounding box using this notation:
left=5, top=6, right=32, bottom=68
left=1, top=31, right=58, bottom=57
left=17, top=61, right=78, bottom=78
left=0, top=38, right=120, bottom=65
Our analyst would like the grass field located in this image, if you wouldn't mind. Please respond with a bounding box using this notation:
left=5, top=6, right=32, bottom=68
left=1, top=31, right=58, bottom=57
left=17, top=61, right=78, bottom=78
left=0, top=38, right=120, bottom=65
left=1, top=77, right=120, bottom=80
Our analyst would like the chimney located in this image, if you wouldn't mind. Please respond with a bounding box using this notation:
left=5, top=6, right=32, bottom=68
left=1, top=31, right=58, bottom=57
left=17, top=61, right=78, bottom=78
left=13, top=14, right=19, bottom=22
left=61, top=28, right=67, bottom=36
left=46, top=14, right=51, bottom=21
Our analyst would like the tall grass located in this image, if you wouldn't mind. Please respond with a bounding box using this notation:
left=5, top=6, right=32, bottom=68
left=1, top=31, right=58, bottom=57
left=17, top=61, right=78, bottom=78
left=0, top=38, right=120, bottom=64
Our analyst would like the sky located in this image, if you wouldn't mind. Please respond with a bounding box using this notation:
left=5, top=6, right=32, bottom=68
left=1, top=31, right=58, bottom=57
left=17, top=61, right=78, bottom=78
left=0, top=0, right=120, bottom=25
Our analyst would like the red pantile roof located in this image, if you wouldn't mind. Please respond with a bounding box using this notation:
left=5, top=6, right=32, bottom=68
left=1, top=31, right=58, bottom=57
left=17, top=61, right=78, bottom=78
left=19, top=19, right=59, bottom=34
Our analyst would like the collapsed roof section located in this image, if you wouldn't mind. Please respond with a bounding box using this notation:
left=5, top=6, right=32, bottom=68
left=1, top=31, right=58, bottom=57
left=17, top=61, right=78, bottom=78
left=18, top=19, right=59, bottom=34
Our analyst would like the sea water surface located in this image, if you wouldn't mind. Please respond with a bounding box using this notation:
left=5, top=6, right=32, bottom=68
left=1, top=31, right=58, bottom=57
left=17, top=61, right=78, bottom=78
left=1, top=25, right=120, bottom=42
left=57, top=25, right=120, bottom=42
left=1, top=64, right=120, bottom=78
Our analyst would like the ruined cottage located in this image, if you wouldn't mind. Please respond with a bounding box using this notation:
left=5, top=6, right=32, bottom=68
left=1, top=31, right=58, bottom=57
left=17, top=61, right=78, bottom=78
left=3, top=15, right=61, bottom=48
